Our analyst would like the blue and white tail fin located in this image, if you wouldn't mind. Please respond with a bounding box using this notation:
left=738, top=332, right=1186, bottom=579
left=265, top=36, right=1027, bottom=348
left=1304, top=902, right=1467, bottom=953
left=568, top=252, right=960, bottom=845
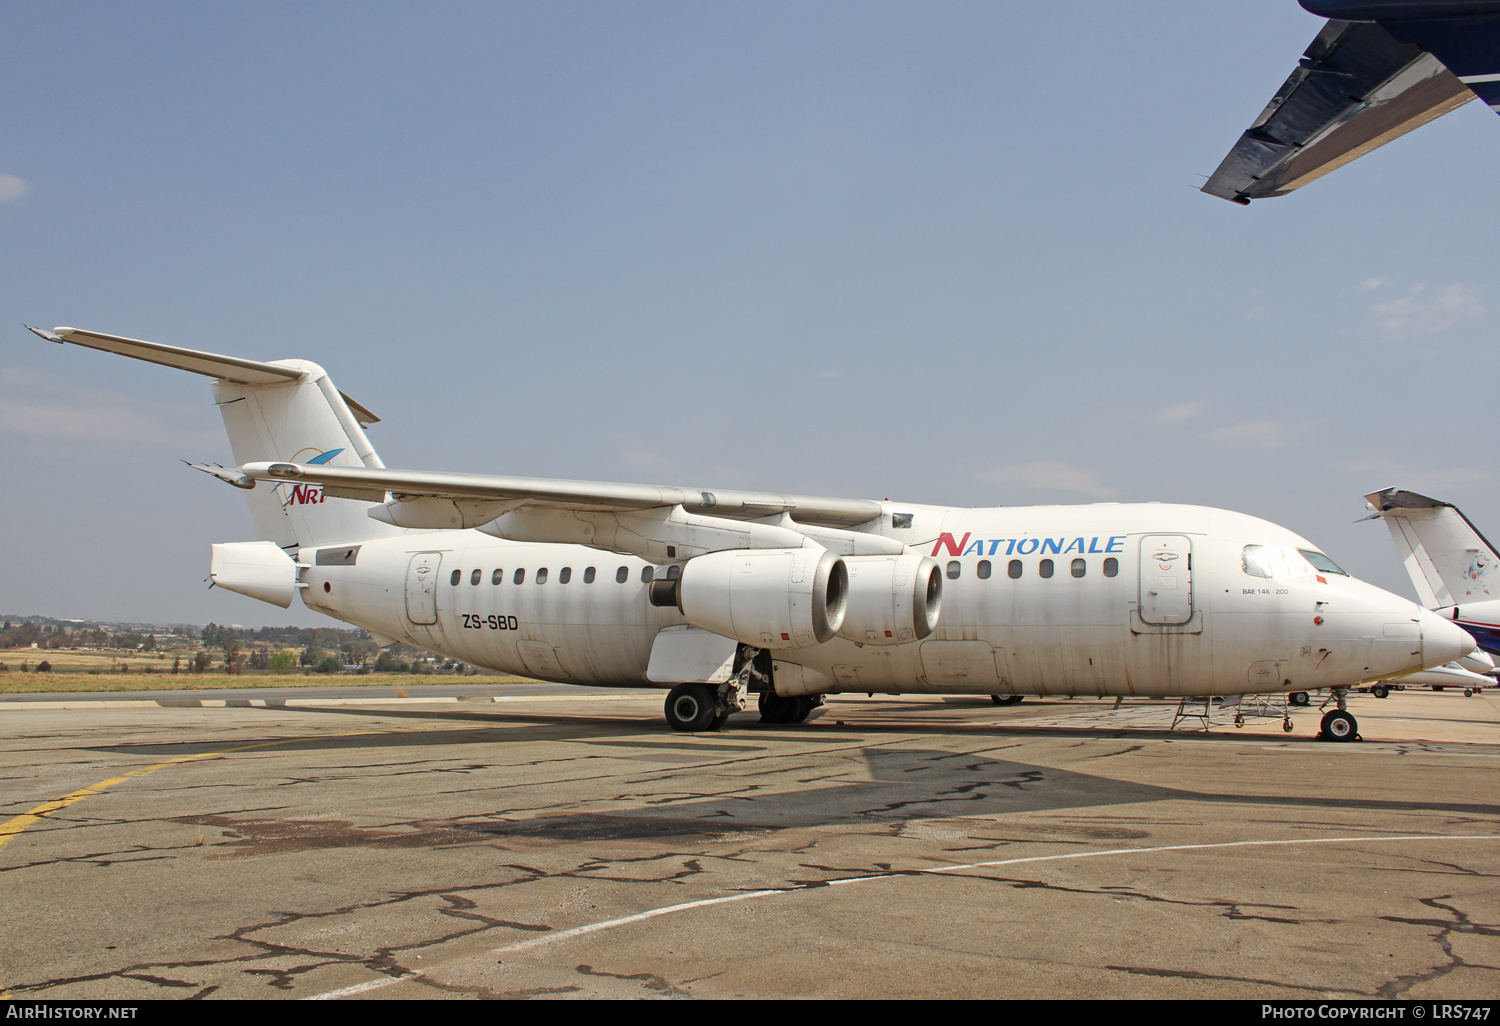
left=1364, top=487, right=1500, bottom=608
left=25, top=325, right=401, bottom=550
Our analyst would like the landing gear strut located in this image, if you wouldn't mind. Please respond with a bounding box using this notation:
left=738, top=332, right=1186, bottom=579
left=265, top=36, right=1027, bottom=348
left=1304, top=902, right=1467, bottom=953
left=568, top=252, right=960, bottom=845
left=662, top=645, right=767, bottom=732
left=1318, top=686, right=1359, bottom=742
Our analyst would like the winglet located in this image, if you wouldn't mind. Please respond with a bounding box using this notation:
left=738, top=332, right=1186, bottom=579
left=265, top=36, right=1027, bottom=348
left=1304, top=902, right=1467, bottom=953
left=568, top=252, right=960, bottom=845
left=23, top=324, right=64, bottom=343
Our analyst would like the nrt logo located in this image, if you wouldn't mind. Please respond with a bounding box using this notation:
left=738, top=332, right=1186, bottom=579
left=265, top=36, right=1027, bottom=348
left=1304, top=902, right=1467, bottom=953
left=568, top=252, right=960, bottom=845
left=278, top=447, right=343, bottom=507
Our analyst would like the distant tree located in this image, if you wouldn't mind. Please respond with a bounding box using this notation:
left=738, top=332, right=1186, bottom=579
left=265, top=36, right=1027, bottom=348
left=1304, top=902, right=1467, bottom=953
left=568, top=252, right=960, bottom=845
left=172, top=655, right=181, bottom=674
left=35, top=660, right=51, bottom=673
left=268, top=649, right=297, bottom=674
left=193, top=651, right=209, bottom=674
left=247, top=646, right=269, bottom=671
left=142, top=635, right=156, bottom=651
left=315, top=655, right=340, bottom=674
left=219, top=633, right=242, bottom=675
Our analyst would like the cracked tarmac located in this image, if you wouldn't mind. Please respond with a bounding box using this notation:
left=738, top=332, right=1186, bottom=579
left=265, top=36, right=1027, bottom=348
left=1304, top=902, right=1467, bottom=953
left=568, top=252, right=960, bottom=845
left=0, top=687, right=1497, bottom=999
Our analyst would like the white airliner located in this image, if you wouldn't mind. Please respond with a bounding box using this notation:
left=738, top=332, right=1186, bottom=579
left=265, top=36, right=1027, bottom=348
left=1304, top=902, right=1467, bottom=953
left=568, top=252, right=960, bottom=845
left=22, top=326, right=1476, bottom=741
left=1364, top=487, right=1500, bottom=692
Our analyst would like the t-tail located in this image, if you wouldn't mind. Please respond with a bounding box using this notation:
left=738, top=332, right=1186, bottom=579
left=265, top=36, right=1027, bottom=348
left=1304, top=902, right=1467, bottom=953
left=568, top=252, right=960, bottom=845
left=23, top=326, right=400, bottom=584
left=1365, top=486, right=1500, bottom=661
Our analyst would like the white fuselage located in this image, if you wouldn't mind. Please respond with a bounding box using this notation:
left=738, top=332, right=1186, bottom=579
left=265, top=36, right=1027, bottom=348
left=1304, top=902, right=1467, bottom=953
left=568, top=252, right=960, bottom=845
left=299, top=500, right=1468, bottom=699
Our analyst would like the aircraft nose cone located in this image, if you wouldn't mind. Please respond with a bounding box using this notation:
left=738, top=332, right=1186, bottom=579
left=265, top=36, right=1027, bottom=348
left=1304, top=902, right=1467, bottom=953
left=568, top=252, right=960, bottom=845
left=1420, top=608, right=1476, bottom=669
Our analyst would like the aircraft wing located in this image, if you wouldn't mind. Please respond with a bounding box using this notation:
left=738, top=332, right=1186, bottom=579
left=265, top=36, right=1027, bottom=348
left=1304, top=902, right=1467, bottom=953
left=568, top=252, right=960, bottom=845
left=1202, top=18, right=1473, bottom=203
left=22, top=324, right=887, bottom=542
left=242, top=460, right=884, bottom=529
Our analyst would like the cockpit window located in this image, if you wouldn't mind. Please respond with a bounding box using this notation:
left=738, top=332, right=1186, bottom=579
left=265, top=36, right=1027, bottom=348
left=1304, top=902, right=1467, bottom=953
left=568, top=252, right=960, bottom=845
left=1298, top=549, right=1348, bottom=576
left=1242, top=544, right=1317, bottom=580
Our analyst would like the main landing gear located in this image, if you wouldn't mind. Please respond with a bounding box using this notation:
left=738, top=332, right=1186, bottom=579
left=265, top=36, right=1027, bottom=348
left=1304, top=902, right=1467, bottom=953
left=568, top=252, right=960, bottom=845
left=662, top=683, right=820, bottom=731
left=991, top=694, right=1024, bottom=706
left=664, top=645, right=821, bottom=732
left=664, top=683, right=729, bottom=732
left=758, top=691, right=819, bottom=724
left=1317, top=686, right=1360, bottom=743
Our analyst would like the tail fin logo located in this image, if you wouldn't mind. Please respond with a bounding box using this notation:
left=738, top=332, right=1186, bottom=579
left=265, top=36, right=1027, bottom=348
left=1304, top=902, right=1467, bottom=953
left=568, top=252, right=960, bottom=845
left=1463, top=551, right=1494, bottom=597
left=276, top=447, right=345, bottom=507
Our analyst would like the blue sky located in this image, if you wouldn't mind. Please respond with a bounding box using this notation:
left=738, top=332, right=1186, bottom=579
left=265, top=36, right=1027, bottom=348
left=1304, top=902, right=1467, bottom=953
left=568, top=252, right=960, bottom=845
left=4, top=1, right=1499, bottom=625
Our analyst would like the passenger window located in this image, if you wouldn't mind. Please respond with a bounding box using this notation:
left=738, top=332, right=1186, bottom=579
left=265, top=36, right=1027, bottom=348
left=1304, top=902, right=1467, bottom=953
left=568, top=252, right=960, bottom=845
left=1071, top=558, right=1086, bottom=578
left=450, top=569, right=461, bottom=586
left=947, top=560, right=961, bottom=580
left=584, top=566, right=596, bottom=583
left=1008, top=560, right=1022, bottom=579
left=491, top=569, right=503, bottom=585
left=559, top=567, right=571, bottom=584
left=977, top=559, right=991, bottom=580
left=666, top=565, right=681, bottom=580
left=536, top=568, right=549, bottom=584
left=1039, top=559, right=1054, bottom=579
left=616, top=566, right=628, bottom=584
left=641, top=566, right=654, bottom=584
left=1104, top=557, right=1118, bottom=577
left=470, top=569, right=481, bottom=586
left=513, top=568, right=525, bottom=585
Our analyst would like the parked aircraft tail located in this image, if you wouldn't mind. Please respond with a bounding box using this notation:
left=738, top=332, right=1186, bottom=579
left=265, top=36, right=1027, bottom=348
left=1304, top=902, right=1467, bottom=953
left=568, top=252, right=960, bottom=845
left=1364, top=487, right=1500, bottom=608
left=24, top=325, right=400, bottom=550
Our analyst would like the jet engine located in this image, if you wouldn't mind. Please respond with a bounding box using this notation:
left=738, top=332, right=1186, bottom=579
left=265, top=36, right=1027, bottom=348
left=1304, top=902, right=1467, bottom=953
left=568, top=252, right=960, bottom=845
left=652, top=547, right=847, bottom=649
left=837, top=553, right=942, bottom=645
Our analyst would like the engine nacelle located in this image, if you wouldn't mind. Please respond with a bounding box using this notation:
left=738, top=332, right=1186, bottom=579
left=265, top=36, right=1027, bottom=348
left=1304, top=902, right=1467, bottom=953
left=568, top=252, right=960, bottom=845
left=838, top=553, right=942, bottom=645
left=672, top=548, right=847, bottom=649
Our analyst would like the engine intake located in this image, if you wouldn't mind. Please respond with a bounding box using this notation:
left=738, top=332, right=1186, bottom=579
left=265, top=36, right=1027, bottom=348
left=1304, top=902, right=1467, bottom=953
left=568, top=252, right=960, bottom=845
left=674, top=548, right=847, bottom=649
left=838, top=553, right=942, bottom=645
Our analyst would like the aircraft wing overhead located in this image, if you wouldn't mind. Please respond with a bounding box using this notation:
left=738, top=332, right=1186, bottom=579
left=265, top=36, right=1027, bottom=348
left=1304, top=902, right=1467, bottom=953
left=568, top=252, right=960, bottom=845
left=1202, top=18, right=1472, bottom=203
left=242, top=461, right=885, bottom=530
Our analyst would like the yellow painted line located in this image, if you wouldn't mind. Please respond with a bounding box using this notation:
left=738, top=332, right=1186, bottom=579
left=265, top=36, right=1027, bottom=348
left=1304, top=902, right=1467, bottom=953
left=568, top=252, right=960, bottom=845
left=0, top=730, right=378, bottom=855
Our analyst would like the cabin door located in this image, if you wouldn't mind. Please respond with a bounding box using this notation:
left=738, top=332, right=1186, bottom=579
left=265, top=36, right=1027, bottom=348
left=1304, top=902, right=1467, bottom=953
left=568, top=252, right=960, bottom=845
left=1139, top=535, right=1193, bottom=625
left=405, top=552, right=442, bottom=625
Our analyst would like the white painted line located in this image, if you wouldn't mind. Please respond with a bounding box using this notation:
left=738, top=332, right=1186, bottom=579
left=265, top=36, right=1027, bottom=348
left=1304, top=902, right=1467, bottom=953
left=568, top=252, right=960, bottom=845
left=281, top=697, right=460, bottom=707
left=306, top=971, right=421, bottom=1001
left=304, top=832, right=1500, bottom=1000
left=490, top=693, right=657, bottom=703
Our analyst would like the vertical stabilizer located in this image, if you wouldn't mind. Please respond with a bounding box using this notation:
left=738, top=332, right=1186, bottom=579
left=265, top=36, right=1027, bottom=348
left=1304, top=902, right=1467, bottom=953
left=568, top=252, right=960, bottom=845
left=1365, top=488, right=1500, bottom=607
left=213, top=361, right=400, bottom=548
left=24, top=326, right=401, bottom=549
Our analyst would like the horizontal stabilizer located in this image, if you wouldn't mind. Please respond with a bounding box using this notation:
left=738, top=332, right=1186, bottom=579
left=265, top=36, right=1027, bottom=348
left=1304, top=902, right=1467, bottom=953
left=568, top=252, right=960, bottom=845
left=22, top=325, right=379, bottom=425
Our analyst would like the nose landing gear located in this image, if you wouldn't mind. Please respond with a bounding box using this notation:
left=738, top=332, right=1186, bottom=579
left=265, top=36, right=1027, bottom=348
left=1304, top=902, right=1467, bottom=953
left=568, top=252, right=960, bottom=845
left=1317, top=686, right=1360, bottom=742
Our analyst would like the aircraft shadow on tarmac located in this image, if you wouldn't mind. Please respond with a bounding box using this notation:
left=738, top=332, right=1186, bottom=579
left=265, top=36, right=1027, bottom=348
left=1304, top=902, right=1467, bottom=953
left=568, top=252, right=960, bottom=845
left=83, top=706, right=1500, bottom=846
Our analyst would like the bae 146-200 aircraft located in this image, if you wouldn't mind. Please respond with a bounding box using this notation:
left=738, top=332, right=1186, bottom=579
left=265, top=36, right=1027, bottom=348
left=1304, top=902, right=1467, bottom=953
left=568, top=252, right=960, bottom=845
left=20, top=326, right=1477, bottom=742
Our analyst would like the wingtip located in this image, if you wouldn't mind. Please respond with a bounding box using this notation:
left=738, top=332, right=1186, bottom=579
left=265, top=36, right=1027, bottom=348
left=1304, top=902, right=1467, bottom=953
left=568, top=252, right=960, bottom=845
left=23, top=324, right=65, bottom=343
